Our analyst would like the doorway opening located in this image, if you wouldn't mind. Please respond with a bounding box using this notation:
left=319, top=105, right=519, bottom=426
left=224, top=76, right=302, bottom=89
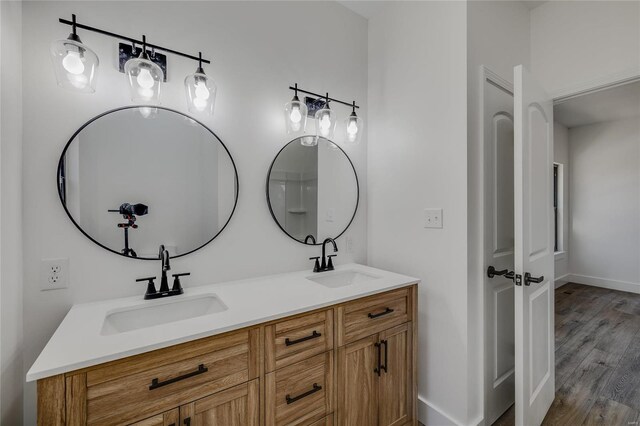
left=485, top=75, right=640, bottom=425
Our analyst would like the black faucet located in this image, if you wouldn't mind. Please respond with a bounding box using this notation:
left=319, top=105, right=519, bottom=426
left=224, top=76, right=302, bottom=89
left=309, top=238, right=338, bottom=273
left=135, top=244, right=189, bottom=299
left=304, top=234, right=316, bottom=244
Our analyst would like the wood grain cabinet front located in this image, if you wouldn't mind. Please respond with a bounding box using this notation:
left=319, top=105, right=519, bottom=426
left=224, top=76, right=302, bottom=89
left=265, top=352, right=334, bottom=426
left=129, top=409, right=179, bottom=426
left=36, top=285, right=418, bottom=426
left=265, top=310, right=333, bottom=373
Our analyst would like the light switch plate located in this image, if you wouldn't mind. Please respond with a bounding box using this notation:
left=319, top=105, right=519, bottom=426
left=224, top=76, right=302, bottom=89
left=40, top=258, right=69, bottom=291
left=424, top=208, right=443, bottom=229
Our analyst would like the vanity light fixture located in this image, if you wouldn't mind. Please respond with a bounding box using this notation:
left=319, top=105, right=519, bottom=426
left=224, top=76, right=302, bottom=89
left=50, top=14, right=99, bottom=93
left=124, top=36, right=163, bottom=103
left=345, top=101, right=363, bottom=144
left=284, top=83, right=308, bottom=134
left=285, top=84, right=360, bottom=143
left=53, top=15, right=213, bottom=113
left=184, top=52, right=217, bottom=116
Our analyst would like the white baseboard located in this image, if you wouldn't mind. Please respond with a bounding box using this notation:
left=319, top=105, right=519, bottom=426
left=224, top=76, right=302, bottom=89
left=554, top=273, right=570, bottom=289
left=568, top=274, right=640, bottom=294
left=418, top=396, right=473, bottom=426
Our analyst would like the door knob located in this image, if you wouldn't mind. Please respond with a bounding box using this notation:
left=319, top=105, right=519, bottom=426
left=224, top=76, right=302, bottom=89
left=524, top=272, right=544, bottom=286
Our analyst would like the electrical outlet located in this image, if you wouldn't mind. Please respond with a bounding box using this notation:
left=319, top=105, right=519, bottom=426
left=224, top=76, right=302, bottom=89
left=424, top=208, right=443, bottom=229
left=40, top=258, right=69, bottom=291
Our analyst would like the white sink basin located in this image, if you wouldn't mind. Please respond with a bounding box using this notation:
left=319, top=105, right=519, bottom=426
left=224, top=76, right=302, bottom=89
left=307, top=270, right=381, bottom=288
left=101, top=294, right=227, bottom=335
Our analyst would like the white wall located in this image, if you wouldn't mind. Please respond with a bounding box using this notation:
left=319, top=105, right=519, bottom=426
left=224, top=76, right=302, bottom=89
left=467, top=1, right=530, bottom=424
left=569, top=118, right=640, bottom=291
left=553, top=122, right=570, bottom=283
left=21, top=2, right=368, bottom=422
left=0, top=0, right=24, bottom=423
left=531, top=1, right=640, bottom=97
left=367, top=2, right=469, bottom=424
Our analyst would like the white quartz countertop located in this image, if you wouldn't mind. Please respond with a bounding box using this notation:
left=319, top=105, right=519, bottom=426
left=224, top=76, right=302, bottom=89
left=27, top=263, right=419, bottom=382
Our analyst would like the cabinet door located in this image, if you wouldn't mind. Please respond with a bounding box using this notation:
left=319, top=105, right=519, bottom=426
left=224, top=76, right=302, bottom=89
left=337, top=334, right=379, bottom=426
left=129, top=408, right=179, bottom=426
left=180, top=380, right=259, bottom=426
left=378, top=323, right=412, bottom=426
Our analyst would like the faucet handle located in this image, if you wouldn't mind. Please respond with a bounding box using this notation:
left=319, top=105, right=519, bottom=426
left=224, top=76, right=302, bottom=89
left=136, top=277, right=157, bottom=297
left=309, top=257, right=321, bottom=273
left=327, top=254, right=337, bottom=270
left=171, top=273, right=189, bottom=293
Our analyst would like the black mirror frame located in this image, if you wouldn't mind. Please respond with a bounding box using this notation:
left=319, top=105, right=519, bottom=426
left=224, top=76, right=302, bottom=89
left=265, top=136, right=360, bottom=246
left=56, top=105, right=240, bottom=260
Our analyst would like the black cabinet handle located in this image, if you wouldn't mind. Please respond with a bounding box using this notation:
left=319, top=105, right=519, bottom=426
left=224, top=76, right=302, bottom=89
left=524, top=273, right=544, bottom=286
left=285, top=383, right=322, bottom=404
left=381, top=339, right=388, bottom=373
left=183, top=418, right=191, bottom=426
left=374, top=342, right=382, bottom=376
left=149, top=364, right=208, bottom=390
left=368, top=307, right=394, bottom=319
left=285, top=330, right=322, bottom=346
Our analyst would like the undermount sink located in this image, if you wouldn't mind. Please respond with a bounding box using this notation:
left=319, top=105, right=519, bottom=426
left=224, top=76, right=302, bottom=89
left=101, top=294, right=227, bottom=335
left=307, top=270, right=381, bottom=288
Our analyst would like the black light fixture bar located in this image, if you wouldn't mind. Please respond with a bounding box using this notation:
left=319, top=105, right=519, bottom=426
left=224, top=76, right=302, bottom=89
left=59, top=14, right=211, bottom=64
left=289, top=85, right=360, bottom=109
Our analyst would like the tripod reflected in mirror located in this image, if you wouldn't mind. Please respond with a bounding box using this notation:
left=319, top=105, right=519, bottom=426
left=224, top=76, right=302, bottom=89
left=108, top=203, right=148, bottom=257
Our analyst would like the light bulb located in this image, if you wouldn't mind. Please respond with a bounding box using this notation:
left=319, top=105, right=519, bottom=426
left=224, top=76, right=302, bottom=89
left=347, top=120, right=358, bottom=135
left=137, top=68, right=155, bottom=89
left=193, top=97, right=207, bottom=111
left=319, top=114, right=331, bottom=136
left=62, top=51, right=84, bottom=75
left=290, top=107, right=302, bottom=124
left=194, top=81, right=210, bottom=100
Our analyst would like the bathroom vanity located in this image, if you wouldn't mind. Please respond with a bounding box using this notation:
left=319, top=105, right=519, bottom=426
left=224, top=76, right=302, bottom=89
left=29, top=264, right=419, bottom=426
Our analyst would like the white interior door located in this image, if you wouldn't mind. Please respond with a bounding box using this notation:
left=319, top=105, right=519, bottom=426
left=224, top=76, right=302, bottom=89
left=513, top=65, right=555, bottom=426
left=482, top=69, right=516, bottom=425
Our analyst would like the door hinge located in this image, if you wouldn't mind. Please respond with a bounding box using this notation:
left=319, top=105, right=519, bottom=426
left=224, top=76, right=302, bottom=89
left=515, top=274, right=523, bottom=286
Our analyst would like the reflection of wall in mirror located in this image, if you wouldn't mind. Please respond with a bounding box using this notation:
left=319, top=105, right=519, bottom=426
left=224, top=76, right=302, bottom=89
left=65, top=110, right=234, bottom=257
left=317, top=141, right=357, bottom=241
left=270, top=143, right=318, bottom=241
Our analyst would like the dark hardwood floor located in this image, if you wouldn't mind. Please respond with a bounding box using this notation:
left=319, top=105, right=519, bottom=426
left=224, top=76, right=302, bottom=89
left=493, top=282, right=640, bottom=426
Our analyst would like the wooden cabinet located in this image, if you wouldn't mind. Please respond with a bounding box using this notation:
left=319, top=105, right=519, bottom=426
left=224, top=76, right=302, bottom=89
left=129, top=409, right=179, bottom=426
left=180, top=380, right=259, bottom=426
left=37, top=285, right=417, bottom=426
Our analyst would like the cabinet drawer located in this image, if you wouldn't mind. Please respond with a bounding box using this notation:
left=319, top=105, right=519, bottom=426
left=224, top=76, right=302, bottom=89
left=265, top=310, right=333, bottom=372
left=337, top=288, right=409, bottom=345
left=265, top=352, right=334, bottom=426
left=309, top=414, right=335, bottom=426
left=85, top=329, right=259, bottom=425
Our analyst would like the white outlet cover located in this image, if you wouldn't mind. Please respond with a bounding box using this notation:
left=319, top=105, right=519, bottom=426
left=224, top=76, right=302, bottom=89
left=424, top=208, right=443, bottom=229
left=40, top=258, right=69, bottom=291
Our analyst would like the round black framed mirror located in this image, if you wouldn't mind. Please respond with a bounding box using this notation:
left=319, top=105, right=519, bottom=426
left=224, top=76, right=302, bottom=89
left=57, top=106, right=239, bottom=259
left=266, top=136, right=359, bottom=245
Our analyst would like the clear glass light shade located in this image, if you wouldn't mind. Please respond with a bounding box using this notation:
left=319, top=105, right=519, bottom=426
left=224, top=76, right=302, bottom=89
left=125, top=56, right=163, bottom=103
left=284, top=98, right=308, bottom=134
left=315, top=107, right=336, bottom=139
left=50, top=38, right=99, bottom=93
left=344, top=114, right=363, bottom=144
left=184, top=72, right=217, bottom=115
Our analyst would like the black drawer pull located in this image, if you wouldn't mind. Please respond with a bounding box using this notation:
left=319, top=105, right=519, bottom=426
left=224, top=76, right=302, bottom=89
left=381, top=339, right=388, bottom=373
left=368, top=307, right=394, bottom=319
left=285, top=330, right=322, bottom=346
left=149, top=364, right=208, bottom=390
left=285, top=383, right=322, bottom=404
